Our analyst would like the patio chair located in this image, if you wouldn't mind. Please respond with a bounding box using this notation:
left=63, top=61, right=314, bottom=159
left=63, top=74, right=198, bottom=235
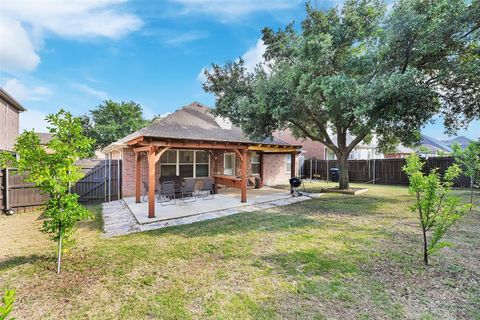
left=159, top=181, right=176, bottom=206
left=142, top=181, right=160, bottom=202
left=197, top=179, right=214, bottom=200
left=181, top=179, right=197, bottom=203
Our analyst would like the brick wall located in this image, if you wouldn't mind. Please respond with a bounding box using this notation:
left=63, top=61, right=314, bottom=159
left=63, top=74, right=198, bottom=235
left=273, top=129, right=326, bottom=160
left=262, top=153, right=298, bottom=186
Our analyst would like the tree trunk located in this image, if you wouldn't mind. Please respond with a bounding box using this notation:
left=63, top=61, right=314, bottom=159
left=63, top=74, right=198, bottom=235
left=57, top=222, right=62, bottom=274
left=338, top=153, right=349, bottom=190
left=422, top=225, right=429, bottom=266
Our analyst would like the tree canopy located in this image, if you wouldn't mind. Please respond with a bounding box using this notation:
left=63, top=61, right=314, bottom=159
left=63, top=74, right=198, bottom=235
left=203, top=0, right=480, bottom=189
left=85, top=100, right=149, bottom=150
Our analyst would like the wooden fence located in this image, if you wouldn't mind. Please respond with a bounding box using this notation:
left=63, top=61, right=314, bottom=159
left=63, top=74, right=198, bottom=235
left=1, top=159, right=122, bottom=213
left=300, top=157, right=472, bottom=188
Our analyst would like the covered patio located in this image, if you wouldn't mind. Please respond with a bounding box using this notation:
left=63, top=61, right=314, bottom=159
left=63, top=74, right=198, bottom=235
left=124, top=187, right=292, bottom=224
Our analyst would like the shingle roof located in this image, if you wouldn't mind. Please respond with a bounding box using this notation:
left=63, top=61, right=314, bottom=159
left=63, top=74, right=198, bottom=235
left=104, top=102, right=296, bottom=151
left=35, top=132, right=53, bottom=145
left=0, top=87, right=26, bottom=112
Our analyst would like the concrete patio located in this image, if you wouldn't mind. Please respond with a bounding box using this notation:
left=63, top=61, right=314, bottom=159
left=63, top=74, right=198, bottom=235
left=124, top=187, right=293, bottom=224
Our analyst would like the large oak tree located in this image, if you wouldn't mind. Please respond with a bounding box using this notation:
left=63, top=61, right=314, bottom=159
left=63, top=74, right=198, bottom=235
left=203, top=0, right=479, bottom=189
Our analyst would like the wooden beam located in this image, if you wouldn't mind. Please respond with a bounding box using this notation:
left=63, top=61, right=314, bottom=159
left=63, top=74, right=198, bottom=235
left=135, top=141, right=249, bottom=150
left=259, top=152, right=264, bottom=188
left=241, top=149, right=247, bottom=203
left=133, top=146, right=150, bottom=153
left=248, top=146, right=299, bottom=153
left=127, top=136, right=144, bottom=145
left=154, top=146, right=171, bottom=163
left=147, top=145, right=156, bottom=218
left=232, top=148, right=244, bottom=163
left=135, top=152, right=141, bottom=203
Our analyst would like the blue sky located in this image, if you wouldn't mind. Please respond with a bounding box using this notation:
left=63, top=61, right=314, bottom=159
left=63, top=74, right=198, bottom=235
left=0, top=0, right=478, bottom=140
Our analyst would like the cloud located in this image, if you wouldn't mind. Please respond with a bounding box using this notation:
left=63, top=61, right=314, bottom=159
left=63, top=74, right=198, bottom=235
left=164, top=30, right=209, bottom=46
left=241, top=39, right=266, bottom=72
left=19, top=109, right=49, bottom=132
left=0, top=0, right=142, bottom=72
left=71, top=83, right=108, bottom=100
left=2, top=78, right=51, bottom=101
left=170, top=0, right=301, bottom=18
left=197, top=67, right=208, bottom=83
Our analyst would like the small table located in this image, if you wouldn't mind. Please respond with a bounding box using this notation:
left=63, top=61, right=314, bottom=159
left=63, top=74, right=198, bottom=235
left=212, top=175, right=243, bottom=193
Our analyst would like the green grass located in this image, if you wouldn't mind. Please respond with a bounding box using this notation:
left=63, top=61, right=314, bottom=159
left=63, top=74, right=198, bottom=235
left=1, top=183, right=479, bottom=319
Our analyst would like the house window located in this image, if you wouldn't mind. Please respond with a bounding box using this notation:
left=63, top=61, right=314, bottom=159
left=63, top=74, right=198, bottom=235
left=160, top=150, right=177, bottom=177
left=224, top=153, right=236, bottom=176
left=195, top=151, right=209, bottom=177
left=285, top=155, right=291, bottom=175
left=160, top=150, right=210, bottom=178
left=251, top=152, right=260, bottom=175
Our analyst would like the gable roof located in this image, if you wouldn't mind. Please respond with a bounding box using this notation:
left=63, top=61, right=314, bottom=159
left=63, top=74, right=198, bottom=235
left=0, top=87, right=26, bottom=112
left=420, top=134, right=451, bottom=153
left=104, top=102, right=297, bottom=152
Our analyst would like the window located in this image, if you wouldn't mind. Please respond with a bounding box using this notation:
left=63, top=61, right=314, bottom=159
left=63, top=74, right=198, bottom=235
left=160, top=150, right=177, bottom=177
left=160, top=150, right=210, bottom=178
left=195, top=151, right=209, bottom=177
left=286, top=155, right=291, bottom=175
left=251, top=152, right=260, bottom=175
left=224, top=153, right=235, bottom=176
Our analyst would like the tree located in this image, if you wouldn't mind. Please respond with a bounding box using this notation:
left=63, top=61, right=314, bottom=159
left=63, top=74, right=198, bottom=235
left=452, top=140, right=480, bottom=210
left=203, top=0, right=479, bottom=189
left=403, top=153, right=470, bottom=265
left=0, top=110, right=94, bottom=273
left=0, top=290, right=15, bottom=320
left=85, top=100, right=149, bottom=149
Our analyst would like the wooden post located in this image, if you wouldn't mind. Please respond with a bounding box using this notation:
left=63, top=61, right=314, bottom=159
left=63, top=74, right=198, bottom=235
left=241, top=149, right=247, bottom=203
left=259, top=152, right=264, bottom=188
left=290, top=152, right=296, bottom=178
left=148, top=145, right=156, bottom=218
left=135, top=152, right=141, bottom=203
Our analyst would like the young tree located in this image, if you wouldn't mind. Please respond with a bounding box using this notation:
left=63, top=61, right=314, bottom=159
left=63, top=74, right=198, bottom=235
left=403, top=154, right=470, bottom=265
left=452, top=140, right=480, bottom=210
left=203, top=0, right=479, bottom=189
left=0, top=290, right=15, bottom=320
left=85, top=100, right=149, bottom=149
left=0, top=110, right=94, bottom=273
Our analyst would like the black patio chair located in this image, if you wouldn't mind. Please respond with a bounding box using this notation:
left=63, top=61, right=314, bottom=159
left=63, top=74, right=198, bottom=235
left=181, top=179, right=197, bottom=203
left=142, top=181, right=160, bottom=202
left=159, top=181, right=176, bottom=206
left=197, top=179, right=214, bottom=200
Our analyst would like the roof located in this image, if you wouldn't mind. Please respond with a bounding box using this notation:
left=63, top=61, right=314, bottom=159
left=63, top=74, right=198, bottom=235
left=104, top=102, right=300, bottom=152
left=441, top=136, right=472, bottom=150
left=420, top=134, right=452, bottom=153
left=330, top=133, right=380, bottom=149
left=0, top=88, right=26, bottom=112
left=35, top=132, right=53, bottom=145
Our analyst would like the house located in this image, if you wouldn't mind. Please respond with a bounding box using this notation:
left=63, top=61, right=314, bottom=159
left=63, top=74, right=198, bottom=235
left=325, top=134, right=384, bottom=160
left=441, top=136, right=472, bottom=150
left=385, top=134, right=454, bottom=158
left=103, top=102, right=301, bottom=218
left=273, top=129, right=326, bottom=160
left=0, top=88, right=26, bottom=152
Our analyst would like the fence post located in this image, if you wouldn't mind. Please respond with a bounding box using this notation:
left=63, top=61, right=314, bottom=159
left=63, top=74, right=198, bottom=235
left=117, top=159, right=120, bottom=200
left=104, top=159, right=107, bottom=203
left=5, top=168, right=9, bottom=210
left=373, top=159, right=376, bottom=184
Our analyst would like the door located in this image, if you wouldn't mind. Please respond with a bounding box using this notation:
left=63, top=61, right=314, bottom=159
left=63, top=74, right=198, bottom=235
left=224, top=153, right=236, bottom=176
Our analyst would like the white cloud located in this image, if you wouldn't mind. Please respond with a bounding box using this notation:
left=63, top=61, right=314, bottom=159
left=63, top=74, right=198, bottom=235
left=71, top=83, right=108, bottom=100
left=20, top=109, right=49, bottom=132
left=0, top=0, right=142, bottom=72
left=164, top=30, right=208, bottom=46
left=2, top=78, right=51, bottom=101
left=241, top=39, right=266, bottom=73
left=197, top=67, right=208, bottom=83
left=170, top=0, right=301, bottom=18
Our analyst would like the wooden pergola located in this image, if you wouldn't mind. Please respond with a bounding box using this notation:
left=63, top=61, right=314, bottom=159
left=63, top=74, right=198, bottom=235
left=128, top=136, right=300, bottom=219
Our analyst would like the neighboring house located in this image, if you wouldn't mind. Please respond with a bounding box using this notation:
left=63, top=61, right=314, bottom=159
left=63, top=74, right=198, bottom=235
left=0, top=88, right=26, bottom=152
left=273, top=129, right=326, bottom=160
left=385, top=134, right=457, bottom=158
left=103, top=102, right=301, bottom=216
left=325, top=134, right=384, bottom=160
left=35, top=132, right=53, bottom=146
left=441, top=136, right=472, bottom=150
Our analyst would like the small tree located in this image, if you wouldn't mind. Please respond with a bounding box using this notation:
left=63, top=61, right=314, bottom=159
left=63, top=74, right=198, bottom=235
left=0, top=110, right=94, bottom=273
left=452, top=140, right=480, bottom=210
left=403, top=154, right=470, bottom=265
left=0, top=290, right=15, bottom=320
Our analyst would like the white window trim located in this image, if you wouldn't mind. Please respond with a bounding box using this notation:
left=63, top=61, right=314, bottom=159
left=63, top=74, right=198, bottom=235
left=160, top=149, right=210, bottom=178
left=286, top=155, right=291, bottom=175
left=250, top=152, right=260, bottom=175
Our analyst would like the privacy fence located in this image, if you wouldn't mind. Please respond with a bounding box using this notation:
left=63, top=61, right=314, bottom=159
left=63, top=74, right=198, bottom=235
left=300, top=157, right=472, bottom=188
left=0, top=159, right=122, bottom=213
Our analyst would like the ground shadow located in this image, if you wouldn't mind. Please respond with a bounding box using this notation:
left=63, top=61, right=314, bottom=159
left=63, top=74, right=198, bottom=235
left=0, top=254, right=52, bottom=272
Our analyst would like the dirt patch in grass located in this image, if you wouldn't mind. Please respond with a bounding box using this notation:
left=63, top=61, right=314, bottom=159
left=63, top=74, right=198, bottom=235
left=1, top=186, right=479, bottom=319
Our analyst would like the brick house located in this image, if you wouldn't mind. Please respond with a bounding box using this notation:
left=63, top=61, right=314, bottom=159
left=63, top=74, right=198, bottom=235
left=0, top=88, right=26, bottom=152
left=103, top=102, right=301, bottom=218
left=273, top=129, right=326, bottom=160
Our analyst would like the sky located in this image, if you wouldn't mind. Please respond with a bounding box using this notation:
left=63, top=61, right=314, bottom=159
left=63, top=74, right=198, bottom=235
left=0, top=0, right=478, bottom=141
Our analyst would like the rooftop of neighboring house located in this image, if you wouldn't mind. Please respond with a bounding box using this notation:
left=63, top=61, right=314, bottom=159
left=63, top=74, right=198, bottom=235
left=330, top=133, right=380, bottom=149
left=35, top=132, right=53, bottom=145
left=441, top=136, right=472, bottom=150
left=104, top=102, right=299, bottom=152
left=0, top=87, right=27, bottom=112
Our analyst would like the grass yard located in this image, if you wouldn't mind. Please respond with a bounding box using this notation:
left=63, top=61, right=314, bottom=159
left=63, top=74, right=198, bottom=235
left=1, top=183, right=479, bottom=319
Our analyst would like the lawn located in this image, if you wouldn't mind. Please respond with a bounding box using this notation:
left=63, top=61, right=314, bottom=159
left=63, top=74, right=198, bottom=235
left=1, top=183, right=479, bottom=319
